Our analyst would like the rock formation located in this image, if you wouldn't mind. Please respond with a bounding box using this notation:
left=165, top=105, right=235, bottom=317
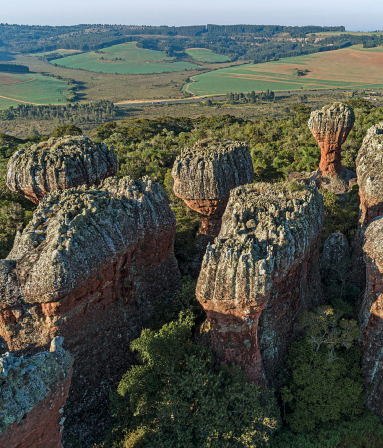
left=196, top=182, right=324, bottom=387
left=0, top=337, right=73, bottom=448
left=308, top=103, right=356, bottom=193
left=6, top=136, right=117, bottom=203
left=172, top=139, right=254, bottom=243
left=0, top=176, right=180, bottom=445
left=356, top=122, right=383, bottom=227
left=358, top=216, right=383, bottom=419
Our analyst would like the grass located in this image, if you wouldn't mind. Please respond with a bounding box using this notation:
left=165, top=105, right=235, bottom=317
left=183, top=45, right=383, bottom=95
left=28, top=49, right=83, bottom=57
left=0, top=73, right=69, bottom=109
left=185, top=48, right=230, bottom=63
left=53, top=42, right=199, bottom=74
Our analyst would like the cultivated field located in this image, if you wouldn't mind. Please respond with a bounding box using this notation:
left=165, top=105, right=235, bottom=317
left=0, top=73, right=69, bottom=109
left=185, top=48, right=230, bottom=63
left=28, top=49, right=83, bottom=57
left=53, top=42, right=198, bottom=74
left=184, top=45, right=383, bottom=95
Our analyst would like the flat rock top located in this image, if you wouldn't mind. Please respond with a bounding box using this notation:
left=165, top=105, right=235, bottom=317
left=2, top=176, right=174, bottom=304
left=356, top=122, right=383, bottom=203
left=8, top=135, right=114, bottom=164
left=172, top=139, right=254, bottom=200
left=204, top=182, right=323, bottom=273
left=308, top=103, right=355, bottom=134
left=0, top=346, right=72, bottom=433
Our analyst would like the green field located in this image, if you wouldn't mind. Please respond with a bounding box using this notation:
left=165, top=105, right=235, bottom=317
left=185, top=48, right=230, bottom=63
left=53, top=42, right=199, bottom=74
left=184, top=45, right=383, bottom=95
left=0, top=73, right=69, bottom=109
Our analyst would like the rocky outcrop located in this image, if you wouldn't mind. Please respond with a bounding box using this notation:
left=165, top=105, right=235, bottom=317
left=6, top=136, right=117, bottom=203
left=172, top=139, right=254, bottom=243
left=308, top=103, right=356, bottom=193
left=358, top=216, right=383, bottom=419
left=0, top=176, right=180, bottom=446
left=196, top=182, right=324, bottom=387
left=356, top=123, right=383, bottom=227
left=0, top=337, right=73, bottom=448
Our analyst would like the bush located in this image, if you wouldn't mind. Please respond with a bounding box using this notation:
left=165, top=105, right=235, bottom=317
left=103, top=312, right=280, bottom=448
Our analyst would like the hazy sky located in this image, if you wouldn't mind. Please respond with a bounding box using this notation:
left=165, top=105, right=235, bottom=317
left=2, top=0, right=383, bottom=31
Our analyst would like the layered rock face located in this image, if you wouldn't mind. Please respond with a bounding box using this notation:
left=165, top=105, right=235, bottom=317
left=308, top=103, right=356, bottom=193
left=358, top=217, right=383, bottom=419
left=6, top=136, right=117, bottom=203
left=172, top=139, right=254, bottom=242
left=196, top=183, right=324, bottom=387
left=320, top=232, right=351, bottom=286
left=0, top=176, right=180, bottom=445
left=0, top=338, right=73, bottom=448
left=356, top=123, right=383, bottom=227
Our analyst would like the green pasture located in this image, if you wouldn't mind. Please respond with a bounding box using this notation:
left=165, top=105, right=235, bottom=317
left=184, top=46, right=383, bottom=95
left=0, top=73, right=69, bottom=109
left=53, top=42, right=198, bottom=74
left=185, top=48, right=230, bottom=63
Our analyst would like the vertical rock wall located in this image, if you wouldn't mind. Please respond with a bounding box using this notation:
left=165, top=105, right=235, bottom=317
left=196, top=183, right=324, bottom=387
left=0, top=338, right=73, bottom=448
left=0, top=176, right=180, bottom=445
left=358, top=216, right=383, bottom=419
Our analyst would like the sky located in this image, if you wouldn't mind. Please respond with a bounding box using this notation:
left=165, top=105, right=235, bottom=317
left=1, top=0, right=383, bottom=31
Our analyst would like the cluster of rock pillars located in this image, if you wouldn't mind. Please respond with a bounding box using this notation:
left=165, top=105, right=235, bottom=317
left=1, top=104, right=383, bottom=447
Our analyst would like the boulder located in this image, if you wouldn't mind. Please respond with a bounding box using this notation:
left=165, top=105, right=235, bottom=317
left=0, top=337, right=73, bottom=448
left=6, top=136, right=117, bottom=203
left=308, top=103, right=356, bottom=193
left=0, top=176, right=180, bottom=446
left=358, top=216, right=383, bottom=419
left=172, top=139, right=254, bottom=244
left=196, top=182, right=324, bottom=387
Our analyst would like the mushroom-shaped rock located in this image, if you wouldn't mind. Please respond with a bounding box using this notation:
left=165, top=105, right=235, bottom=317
left=308, top=103, right=356, bottom=193
left=356, top=122, right=383, bottom=227
left=196, top=182, right=324, bottom=387
left=0, top=176, right=180, bottom=445
left=6, top=136, right=117, bottom=203
left=358, top=216, right=383, bottom=419
left=0, top=341, right=73, bottom=448
left=320, top=232, right=351, bottom=286
left=172, top=139, right=254, bottom=242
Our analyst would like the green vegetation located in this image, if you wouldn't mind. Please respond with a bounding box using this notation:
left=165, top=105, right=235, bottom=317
left=102, top=311, right=279, bottom=448
left=184, top=45, right=383, bottom=95
left=185, top=48, right=230, bottom=63
left=0, top=63, right=29, bottom=73
left=0, top=73, right=70, bottom=109
left=53, top=42, right=198, bottom=75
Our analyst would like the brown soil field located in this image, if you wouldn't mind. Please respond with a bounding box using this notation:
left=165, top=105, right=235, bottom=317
left=0, top=74, right=32, bottom=86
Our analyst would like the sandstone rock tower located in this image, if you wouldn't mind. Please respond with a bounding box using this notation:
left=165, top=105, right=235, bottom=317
left=356, top=122, right=383, bottom=227
left=0, top=176, right=180, bottom=445
left=172, top=139, right=254, bottom=243
left=6, top=136, right=117, bottom=203
left=308, top=103, right=356, bottom=192
left=358, top=216, right=383, bottom=419
left=196, top=182, right=324, bottom=387
left=0, top=338, right=73, bottom=448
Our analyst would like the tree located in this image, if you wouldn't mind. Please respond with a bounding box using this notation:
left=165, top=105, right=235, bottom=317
left=51, top=124, right=83, bottom=137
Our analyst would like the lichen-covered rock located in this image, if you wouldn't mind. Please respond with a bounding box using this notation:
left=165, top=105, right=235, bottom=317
left=6, top=136, right=117, bottom=203
left=358, top=216, right=383, bottom=419
left=0, top=176, right=180, bottom=446
left=172, top=139, right=254, bottom=241
left=0, top=337, right=73, bottom=448
left=356, top=123, right=383, bottom=227
left=308, top=103, right=356, bottom=193
left=196, top=182, right=324, bottom=387
left=321, top=232, right=351, bottom=286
